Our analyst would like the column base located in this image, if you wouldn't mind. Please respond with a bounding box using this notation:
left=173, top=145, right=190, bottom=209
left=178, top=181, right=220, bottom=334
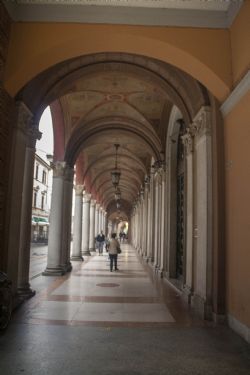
left=66, top=262, right=72, bottom=272
left=82, top=250, right=91, bottom=256
left=89, top=248, right=96, bottom=252
left=182, top=285, right=193, bottom=304
left=17, top=285, right=36, bottom=300
left=191, top=294, right=213, bottom=320
left=42, top=267, right=65, bottom=276
left=71, top=255, right=84, bottom=261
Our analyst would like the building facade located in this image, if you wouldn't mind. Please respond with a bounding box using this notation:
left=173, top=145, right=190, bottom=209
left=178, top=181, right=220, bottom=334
left=31, top=154, right=52, bottom=243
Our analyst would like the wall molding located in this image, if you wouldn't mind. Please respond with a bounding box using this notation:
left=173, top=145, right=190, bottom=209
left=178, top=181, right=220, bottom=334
left=3, top=1, right=243, bottom=28
left=228, top=314, right=250, bottom=343
left=221, top=70, right=250, bottom=117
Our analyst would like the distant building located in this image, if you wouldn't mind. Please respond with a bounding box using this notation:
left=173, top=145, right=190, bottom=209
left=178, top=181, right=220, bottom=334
left=31, top=154, right=52, bottom=243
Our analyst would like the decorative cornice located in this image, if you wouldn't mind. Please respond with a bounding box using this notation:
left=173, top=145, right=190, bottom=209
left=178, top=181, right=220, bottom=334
left=3, top=0, right=243, bottom=28
left=220, top=70, right=250, bottom=117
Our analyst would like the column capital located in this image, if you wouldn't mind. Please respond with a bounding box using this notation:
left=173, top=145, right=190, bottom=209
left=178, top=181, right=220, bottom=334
left=83, top=192, right=91, bottom=203
left=182, top=131, right=194, bottom=155
left=16, top=101, right=33, bottom=132
left=16, top=101, right=42, bottom=147
left=51, top=161, right=67, bottom=177
left=64, top=166, right=74, bottom=182
left=74, top=184, right=84, bottom=196
left=189, top=106, right=212, bottom=140
left=90, top=199, right=96, bottom=207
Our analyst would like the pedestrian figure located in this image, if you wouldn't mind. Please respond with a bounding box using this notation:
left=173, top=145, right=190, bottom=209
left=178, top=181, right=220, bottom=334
left=108, top=233, right=120, bottom=272
left=96, top=230, right=105, bottom=255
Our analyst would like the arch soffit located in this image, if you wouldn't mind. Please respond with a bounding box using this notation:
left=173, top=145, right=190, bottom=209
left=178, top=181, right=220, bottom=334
left=6, top=29, right=230, bottom=102
left=65, top=117, right=161, bottom=166
left=15, top=54, right=212, bottom=126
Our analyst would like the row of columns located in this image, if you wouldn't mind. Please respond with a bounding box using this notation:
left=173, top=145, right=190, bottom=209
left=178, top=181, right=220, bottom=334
left=69, top=186, right=107, bottom=261
left=131, top=167, right=166, bottom=275
left=131, top=106, right=213, bottom=318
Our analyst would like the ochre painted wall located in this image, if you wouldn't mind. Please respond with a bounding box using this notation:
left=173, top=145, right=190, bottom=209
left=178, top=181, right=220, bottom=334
left=4, top=23, right=231, bottom=101
left=230, top=0, right=250, bottom=86
left=224, top=91, right=250, bottom=327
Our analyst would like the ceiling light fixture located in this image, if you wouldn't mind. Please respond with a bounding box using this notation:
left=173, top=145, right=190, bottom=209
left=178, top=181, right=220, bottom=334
left=111, top=144, right=121, bottom=187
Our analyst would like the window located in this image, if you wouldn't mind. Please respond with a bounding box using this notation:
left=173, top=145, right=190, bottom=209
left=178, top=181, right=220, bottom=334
left=33, top=191, right=37, bottom=207
left=41, top=195, right=45, bottom=210
left=42, top=170, right=47, bottom=184
left=35, top=164, right=39, bottom=180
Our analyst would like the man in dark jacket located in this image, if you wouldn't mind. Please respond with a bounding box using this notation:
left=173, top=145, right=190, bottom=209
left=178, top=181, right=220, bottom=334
left=96, top=230, right=105, bottom=255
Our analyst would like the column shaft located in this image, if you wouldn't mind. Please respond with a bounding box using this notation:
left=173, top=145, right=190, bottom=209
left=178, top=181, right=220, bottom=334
left=71, top=185, right=84, bottom=261
left=82, top=193, right=91, bottom=256
left=18, top=123, right=41, bottom=298
left=89, top=200, right=96, bottom=252
left=43, top=162, right=67, bottom=276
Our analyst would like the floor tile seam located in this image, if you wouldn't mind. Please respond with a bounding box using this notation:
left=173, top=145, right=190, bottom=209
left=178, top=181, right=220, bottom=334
left=16, top=318, right=190, bottom=328
left=44, top=296, right=162, bottom=303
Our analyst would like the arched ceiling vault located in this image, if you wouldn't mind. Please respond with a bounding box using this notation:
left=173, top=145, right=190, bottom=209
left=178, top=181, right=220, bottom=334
left=17, top=52, right=210, bottom=220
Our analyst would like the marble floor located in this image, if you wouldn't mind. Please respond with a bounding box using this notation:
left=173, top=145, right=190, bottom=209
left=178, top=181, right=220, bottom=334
left=1, top=244, right=250, bottom=375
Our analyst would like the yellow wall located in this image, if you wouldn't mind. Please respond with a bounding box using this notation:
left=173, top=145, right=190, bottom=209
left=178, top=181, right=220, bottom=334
left=230, top=0, right=250, bottom=86
left=224, top=91, right=250, bottom=327
left=4, top=23, right=231, bottom=101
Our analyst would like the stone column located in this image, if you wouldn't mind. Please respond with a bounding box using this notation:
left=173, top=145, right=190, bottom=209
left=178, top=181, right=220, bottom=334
left=146, top=179, right=151, bottom=259
left=182, top=131, right=194, bottom=301
left=89, top=199, right=96, bottom=252
left=190, top=107, right=213, bottom=319
left=159, top=169, right=166, bottom=275
left=142, top=184, right=149, bottom=257
left=108, top=220, right=112, bottom=237
left=18, top=120, right=42, bottom=298
left=99, top=207, right=103, bottom=233
left=6, top=103, right=33, bottom=293
left=148, top=169, right=155, bottom=262
left=43, top=162, right=67, bottom=276
left=104, top=211, right=107, bottom=236
left=71, top=185, right=84, bottom=261
left=95, top=203, right=100, bottom=236
left=61, top=165, right=74, bottom=272
left=82, top=192, right=91, bottom=256
left=153, top=173, right=160, bottom=266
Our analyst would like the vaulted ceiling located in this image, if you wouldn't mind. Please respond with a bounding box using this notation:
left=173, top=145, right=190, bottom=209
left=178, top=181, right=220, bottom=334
left=17, top=52, right=210, bottom=221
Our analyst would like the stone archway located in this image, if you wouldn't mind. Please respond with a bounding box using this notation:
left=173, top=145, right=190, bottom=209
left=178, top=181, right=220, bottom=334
left=3, top=52, right=225, bottom=322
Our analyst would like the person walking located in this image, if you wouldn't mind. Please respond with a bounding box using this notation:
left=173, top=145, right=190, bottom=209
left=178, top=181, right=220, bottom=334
left=108, top=233, right=120, bottom=272
left=96, top=230, right=105, bottom=255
